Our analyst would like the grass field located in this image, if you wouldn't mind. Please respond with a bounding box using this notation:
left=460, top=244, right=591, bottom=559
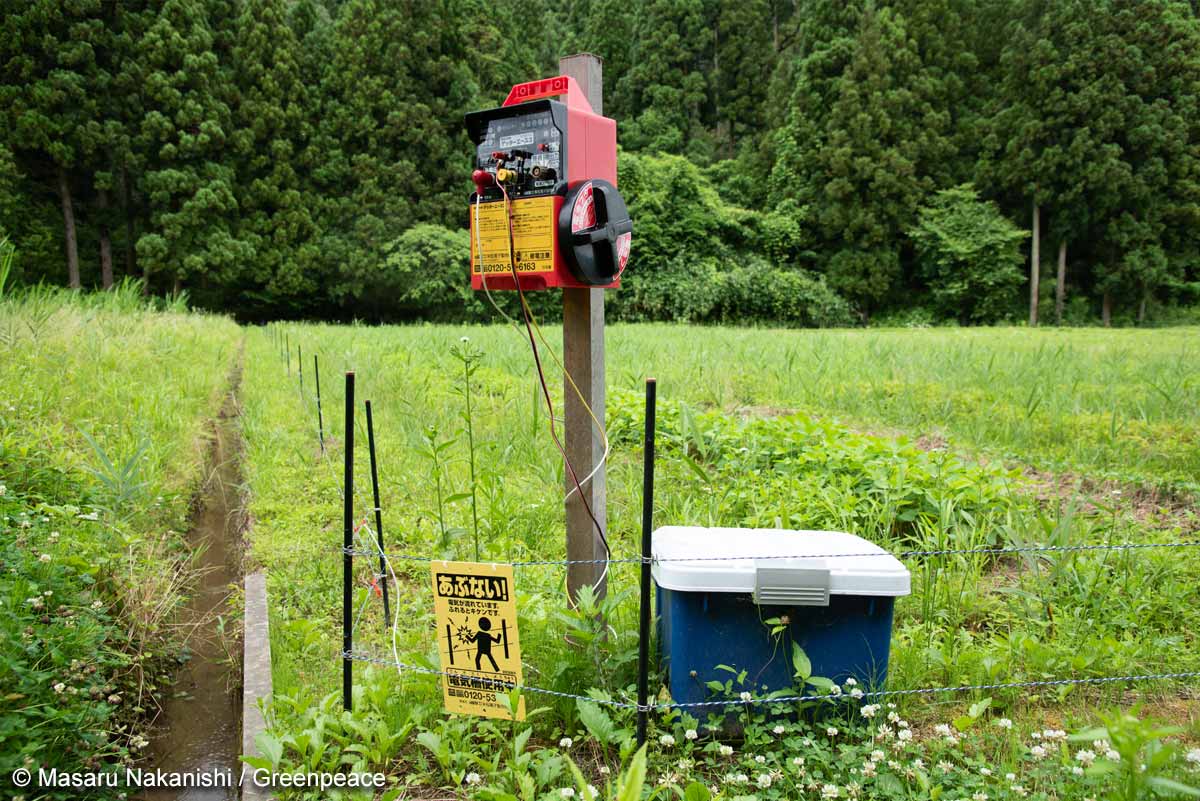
left=240, top=320, right=1200, bottom=799
left=5, top=296, right=1199, bottom=800
left=0, top=287, right=240, bottom=792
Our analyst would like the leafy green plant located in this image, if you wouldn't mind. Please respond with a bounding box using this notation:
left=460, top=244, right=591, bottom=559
left=1072, top=710, right=1200, bottom=801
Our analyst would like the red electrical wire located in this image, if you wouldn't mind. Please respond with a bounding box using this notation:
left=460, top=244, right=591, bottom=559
left=498, top=183, right=610, bottom=559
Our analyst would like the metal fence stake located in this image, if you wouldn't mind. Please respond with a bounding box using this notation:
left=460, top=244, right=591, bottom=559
left=315, top=354, right=325, bottom=453
left=343, top=371, right=355, bottom=712
left=637, top=377, right=656, bottom=748
left=365, top=400, right=392, bottom=628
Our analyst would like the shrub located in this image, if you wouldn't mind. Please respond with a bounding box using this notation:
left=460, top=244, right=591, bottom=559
left=909, top=184, right=1028, bottom=324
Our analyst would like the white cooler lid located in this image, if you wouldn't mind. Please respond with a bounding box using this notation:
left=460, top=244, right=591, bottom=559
left=651, top=527, right=911, bottom=597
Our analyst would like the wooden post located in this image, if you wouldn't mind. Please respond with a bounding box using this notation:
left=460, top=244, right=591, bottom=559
left=560, top=53, right=608, bottom=603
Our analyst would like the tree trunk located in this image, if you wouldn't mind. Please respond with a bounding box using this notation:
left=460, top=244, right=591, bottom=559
left=1137, top=289, right=1148, bottom=325
left=58, top=165, right=81, bottom=289
left=98, top=188, right=113, bottom=290
left=121, top=164, right=137, bottom=280
left=1054, top=240, right=1066, bottom=325
left=1029, top=200, right=1040, bottom=326
left=1102, top=291, right=1112, bottom=327
left=173, top=273, right=182, bottom=297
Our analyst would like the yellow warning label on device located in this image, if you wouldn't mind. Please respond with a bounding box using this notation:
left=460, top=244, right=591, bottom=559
left=470, top=196, right=555, bottom=275
left=431, top=561, right=525, bottom=720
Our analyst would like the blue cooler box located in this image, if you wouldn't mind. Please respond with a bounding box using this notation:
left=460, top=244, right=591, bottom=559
left=653, top=527, right=911, bottom=706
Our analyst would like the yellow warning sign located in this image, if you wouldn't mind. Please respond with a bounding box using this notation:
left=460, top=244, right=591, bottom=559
left=430, top=561, right=525, bottom=720
left=470, top=196, right=556, bottom=276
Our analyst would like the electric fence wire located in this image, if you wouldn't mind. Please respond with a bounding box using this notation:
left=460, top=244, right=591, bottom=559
left=341, top=649, right=1200, bottom=712
left=337, top=538, right=1200, bottom=565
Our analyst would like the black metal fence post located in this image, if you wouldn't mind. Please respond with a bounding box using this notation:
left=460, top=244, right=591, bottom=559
left=364, top=400, right=391, bottom=629
left=343, top=371, right=355, bottom=712
left=637, top=377, right=657, bottom=748
left=286, top=332, right=291, bottom=376
left=298, top=345, right=304, bottom=398
left=315, top=354, right=325, bottom=453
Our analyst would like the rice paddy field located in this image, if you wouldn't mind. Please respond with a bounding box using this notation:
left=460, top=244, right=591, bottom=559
left=5, top=292, right=1200, bottom=800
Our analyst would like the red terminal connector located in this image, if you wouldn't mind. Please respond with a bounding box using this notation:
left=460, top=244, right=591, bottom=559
left=472, top=169, right=495, bottom=195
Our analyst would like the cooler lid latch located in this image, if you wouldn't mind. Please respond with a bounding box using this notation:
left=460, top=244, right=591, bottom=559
left=753, top=567, right=830, bottom=607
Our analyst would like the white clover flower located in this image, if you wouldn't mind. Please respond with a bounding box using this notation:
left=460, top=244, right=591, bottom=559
left=887, top=702, right=897, bottom=710
left=1030, top=745, right=1047, bottom=760
left=1105, top=749, right=1120, bottom=762
left=897, top=728, right=913, bottom=742
left=1030, top=731, right=1042, bottom=740
left=756, top=774, right=772, bottom=789
left=826, top=726, right=839, bottom=737
left=734, top=773, right=749, bottom=784
left=1072, top=766, right=1085, bottom=776
left=560, top=788, right=575, bottom=799
left=793, top=757, right=806, bottom=766
left=49, top=532, right=59, bottom=541
left=973, top=793, right=988, bottom=801
left=979, top=767, right=991, bottom=777
left=860, top=761, right=876, bottom=778
left=1093, top=739, right=1110, bottom=752
left=77, top=511, right=99, bottom=521
left=1011, top=786, right=1028, bottom=797
left=912, top=759, right=924, bottom=770
left=585, top=785, right=598, bottom=800
left=829, top=684, right=842, bottom=697
left=465, top=772, right=482, bottom=786
left=897, top=719, right=910, bottom=729
left=997, top=718, right=1013, bottom=729
left=1043, top=729, right=1068, bottom=741
left=598, top=766, right=610, bottom=775
left=39, top=553, right=51, bottom=563
left=1075, top=749, right=1097, bottom=767
left=821, top=783, right=840, bottom=798
left=1005, top=772, right=1016, bottom=781
left=845, top=677, right=858, bottom=686
left=0, top=483, right=6, bottom=496
left=739, top=691, right=752, bottom=702
left=935, top=723, right=952, bottom=736
left=938, top=760, right=953, bottom=774
left=1186, top=748, right=1200, bottom=766
left=53, top=682, right=65, bottom=694
left=888, top=711, right=901, bottom=723
left=719, top=744, right=734, bottom=757
left=92, top=600, right=104, bottom=610
left=773, top=724, right=786, bottom=735
left=871, top=750, right=886, bottom=763
left=685, top=728, right=698, bottom=740
left=559, top=737, right=573, bottom=748
left=659, top=734, right=675, bottom=747
left=802, top=737, right=814, bottom=747
left=849, top=688, right=864, bottom=699
left=860, top=704, right=879, bottom=719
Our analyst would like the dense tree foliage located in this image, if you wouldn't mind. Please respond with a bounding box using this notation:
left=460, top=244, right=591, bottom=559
left=1, top=0, right=1197, bottom=325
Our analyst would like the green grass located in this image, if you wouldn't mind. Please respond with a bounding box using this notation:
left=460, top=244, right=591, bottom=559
left=241, top=320, right=1200, bottom=798
left=0, top=285, right=240, bottom=795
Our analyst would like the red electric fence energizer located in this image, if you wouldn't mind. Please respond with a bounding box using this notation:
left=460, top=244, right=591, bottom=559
left=465, top=75, right=633, bottom=290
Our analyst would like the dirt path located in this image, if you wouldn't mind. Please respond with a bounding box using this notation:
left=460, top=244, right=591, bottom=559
left=141, top=375, right=245, bottom=800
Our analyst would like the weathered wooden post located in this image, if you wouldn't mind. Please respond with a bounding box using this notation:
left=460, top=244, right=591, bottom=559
left=559, top=53, right=608, bottom=603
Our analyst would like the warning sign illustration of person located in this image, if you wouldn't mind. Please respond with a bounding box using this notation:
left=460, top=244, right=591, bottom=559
left=430, top=561, right=525, bottom=720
